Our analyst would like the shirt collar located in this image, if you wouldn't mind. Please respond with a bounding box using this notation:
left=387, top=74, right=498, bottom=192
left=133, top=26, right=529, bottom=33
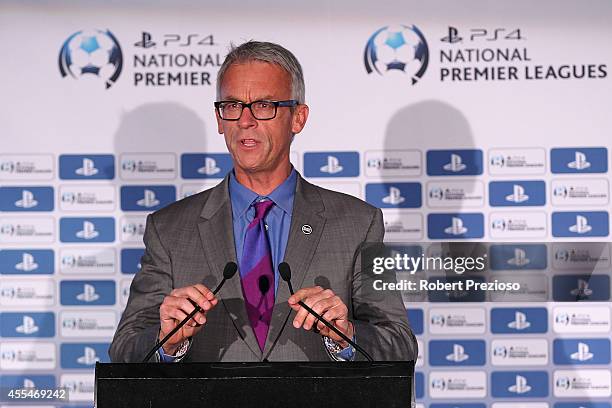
left=228, top=167, right=297, bottom=218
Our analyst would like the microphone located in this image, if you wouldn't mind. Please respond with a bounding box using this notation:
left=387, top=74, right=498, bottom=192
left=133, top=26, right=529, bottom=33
left=258, top=275, right=270, bottom=295
left=278, top=262, right=373, bottom=362
left=142, top=261, right=238, bottom=362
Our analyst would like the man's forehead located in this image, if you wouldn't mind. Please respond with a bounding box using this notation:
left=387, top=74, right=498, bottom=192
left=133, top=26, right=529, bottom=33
left=219, top=61, right=291, bottom=98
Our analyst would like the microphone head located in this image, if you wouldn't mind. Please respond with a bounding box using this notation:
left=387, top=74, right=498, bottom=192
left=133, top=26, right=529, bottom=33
left=258, top=275, right=270, bottom=295
left=223, top=262, right=238, bottom=280
left=278, top=262, right=291, bottom=282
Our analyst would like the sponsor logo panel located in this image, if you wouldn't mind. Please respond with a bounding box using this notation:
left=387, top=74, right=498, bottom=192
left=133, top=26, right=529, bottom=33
left=59, top=185, right=115, bottom=211
left=0, top=249, right=54, bottom=275
left=0, top=342, right=56, bottom=370
left=0, top=154, right=54, bottom=181
left=364, top=150, right=422, bottom=177
left=120, top=153, right=177, bottom=180
left=427, top=181, right=484, bottom=208
left=59, top=154, right=115, bottom=180
left=488, top=148, right=546, bottom=175
left=553, top=369, right=611, bottom=397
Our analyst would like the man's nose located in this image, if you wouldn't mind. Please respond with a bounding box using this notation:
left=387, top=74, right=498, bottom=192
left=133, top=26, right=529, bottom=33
left=237, top=105, right=257, bottom=129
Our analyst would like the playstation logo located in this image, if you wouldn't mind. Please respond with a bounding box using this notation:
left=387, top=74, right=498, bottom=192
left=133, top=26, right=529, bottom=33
left=382, top=186, right=406, bottom=205
left=137, top=189, right=160, bottom=208
left=570, top=278, right=593, bottom=298
left=444, top=217, right=468, bottom=235
left=15, top=190, right=38, bottom=209
left=15, top=315, right=39, bottom=335
left=570, top=342, right=594, bottom=361
left=134, top=31, right=156, bottom=48
left=76, top=221, right=99, bottom=239
left=16, top=252, right=39, bottom=272
left=77, top=346, right=100, bottom=365
left=446, top=344, right=469, bottom=362
left=443, top=153, right=466, bottom=172
left=22, top=378, right=36, bottom=389
left=567, top=151, right=591, bottom=170
left=75, top=158, right=99, bottom=177
left=507, top=311, right=531, bottom=330
left=508, top=375, right=532, bottom=394
left=320, top=155, right=343, bottom=174
left=569, top=215, right=592, bottom=234
left=441, top=26, right=462, bottom=43
left=506, top=184, right=529, bottom=203
left=76, top=283, right=100, bottom=302
left=197, top=157, right=221, bottom=175
left=507, top=248, right=530, bottom=267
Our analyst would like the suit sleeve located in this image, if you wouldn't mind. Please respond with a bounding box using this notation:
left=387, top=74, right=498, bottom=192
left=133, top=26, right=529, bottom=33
left=351, top=208, right=418, bottom=362
left=109, top=214, right=171, bottom=362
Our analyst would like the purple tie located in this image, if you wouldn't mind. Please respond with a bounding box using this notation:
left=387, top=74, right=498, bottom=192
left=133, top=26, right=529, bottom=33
left=240, top=200, right=275, bottom=351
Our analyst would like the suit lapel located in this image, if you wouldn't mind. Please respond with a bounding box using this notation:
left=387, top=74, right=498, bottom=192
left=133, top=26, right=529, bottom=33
left=263, top=175, right=326, bottom=358
left=197, top=175, right=261, bottom=358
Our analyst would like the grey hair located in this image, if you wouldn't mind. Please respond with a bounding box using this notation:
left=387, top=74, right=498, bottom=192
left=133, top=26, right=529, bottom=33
left=216, top=41, right=305, bottom=104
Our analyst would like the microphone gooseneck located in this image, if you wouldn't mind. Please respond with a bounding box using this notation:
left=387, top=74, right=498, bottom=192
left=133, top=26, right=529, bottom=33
left=278, top=262, right=374, bottom=362
left=141, top=262, right=238, bottom=362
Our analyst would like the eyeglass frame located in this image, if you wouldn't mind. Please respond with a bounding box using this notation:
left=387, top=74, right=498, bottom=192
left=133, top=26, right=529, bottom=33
left=214, top=99, right=298, bottom=121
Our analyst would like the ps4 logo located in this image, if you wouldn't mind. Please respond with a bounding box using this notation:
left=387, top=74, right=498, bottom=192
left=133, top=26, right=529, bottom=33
left=304, top=152, right=359, bottom=178
left=77, top=346, right=100, bottom=365
left=60, top=280, right=115, bottom=305
left=570, top=342, right=594, bottom=361
left=15, top=315, right=39, bottom=335
left=59, top=155, right=115, bottom=180
left=134, top=31, right=216, bottom=48
left=446, top=344, right=469, bottom=362
left=16, top=252, right=39, bottom=271
left=0, top=187, right=54, bottom=211
left=427, top=150, right=483, bottom=176
left=551, top=147, right=608, bottom=174
left=441, top=26, right=525, bottom=43
left=197, top=157, right=221, bottom=175
left=15, top=190, right=38, bottom=208
left=567, top=151, right=591, bottom=170
left=181, top=153, right=231, bottom=179
left=365, top=183, right=421, bottom=208
left=508, top=375, right=531, bottom=394
left=552, top=211, right=609, bottom=237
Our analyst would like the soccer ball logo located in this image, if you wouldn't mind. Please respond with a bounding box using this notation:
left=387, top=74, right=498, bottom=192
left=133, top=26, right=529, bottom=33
left=59, top=29, right=123, bottom=89
left=364, top=24, right=429, bottom=85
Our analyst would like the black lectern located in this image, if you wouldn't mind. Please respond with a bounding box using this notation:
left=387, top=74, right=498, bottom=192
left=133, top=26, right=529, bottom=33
left=95, top=361, right=414, bottom=407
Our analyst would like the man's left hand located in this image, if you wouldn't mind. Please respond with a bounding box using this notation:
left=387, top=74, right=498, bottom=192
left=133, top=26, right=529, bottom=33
left=288, top=286, right=353, bottom=347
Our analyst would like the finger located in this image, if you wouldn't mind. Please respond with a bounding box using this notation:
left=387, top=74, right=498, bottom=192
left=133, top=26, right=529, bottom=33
left=292, top=289, right=335, bottom=329
left=172, top=285, right=216, bottom=311
left=288, top=286, right=324, bottom=306
left=320, top=304, right=348, bottom=328
left=161, top=302, right=206, bottom=326
left=303, top=296, right=338, bottom=330
left=162, top=297, right=207, bottom=324
left=320, top=314, right=351, bottom=341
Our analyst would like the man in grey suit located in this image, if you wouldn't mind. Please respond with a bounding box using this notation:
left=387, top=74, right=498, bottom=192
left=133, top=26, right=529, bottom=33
left=110, top=41, right=416, bottom=363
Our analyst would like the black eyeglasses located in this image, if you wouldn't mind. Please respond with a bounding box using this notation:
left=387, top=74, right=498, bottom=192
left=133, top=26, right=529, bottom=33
left=214, top=100, right=298, bottom=121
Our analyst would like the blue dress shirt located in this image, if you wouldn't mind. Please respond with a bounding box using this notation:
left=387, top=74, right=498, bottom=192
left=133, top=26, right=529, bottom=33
left=228, top=168, right=296, bottom=294
left=159, top=168, right=354, bottom=361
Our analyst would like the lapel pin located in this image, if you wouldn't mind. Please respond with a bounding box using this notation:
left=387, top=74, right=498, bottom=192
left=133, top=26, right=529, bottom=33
left=301, top=224, right=312, bottom=235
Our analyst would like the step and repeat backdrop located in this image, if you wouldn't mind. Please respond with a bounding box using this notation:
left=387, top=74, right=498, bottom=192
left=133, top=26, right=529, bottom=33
left=1, top=0, right=611, bottom=407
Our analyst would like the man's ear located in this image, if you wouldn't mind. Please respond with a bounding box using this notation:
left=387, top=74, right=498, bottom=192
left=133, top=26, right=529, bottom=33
left=291, top=104, right=309, bottom=134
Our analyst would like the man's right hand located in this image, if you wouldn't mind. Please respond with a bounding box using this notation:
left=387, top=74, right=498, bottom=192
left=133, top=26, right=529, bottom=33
left=158, top=284, right=218, bottom=355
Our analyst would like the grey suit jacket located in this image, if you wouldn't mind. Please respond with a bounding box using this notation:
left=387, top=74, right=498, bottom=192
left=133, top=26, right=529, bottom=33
left=109, top=172, right=417, bottom=362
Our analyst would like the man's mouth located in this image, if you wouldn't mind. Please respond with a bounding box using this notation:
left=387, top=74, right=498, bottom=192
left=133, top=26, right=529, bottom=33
left=240, top=139, right=258, bottom=147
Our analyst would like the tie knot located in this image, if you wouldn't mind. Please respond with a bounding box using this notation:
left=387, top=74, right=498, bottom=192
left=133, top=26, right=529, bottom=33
left=253, top=199, right=274, bottom=220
